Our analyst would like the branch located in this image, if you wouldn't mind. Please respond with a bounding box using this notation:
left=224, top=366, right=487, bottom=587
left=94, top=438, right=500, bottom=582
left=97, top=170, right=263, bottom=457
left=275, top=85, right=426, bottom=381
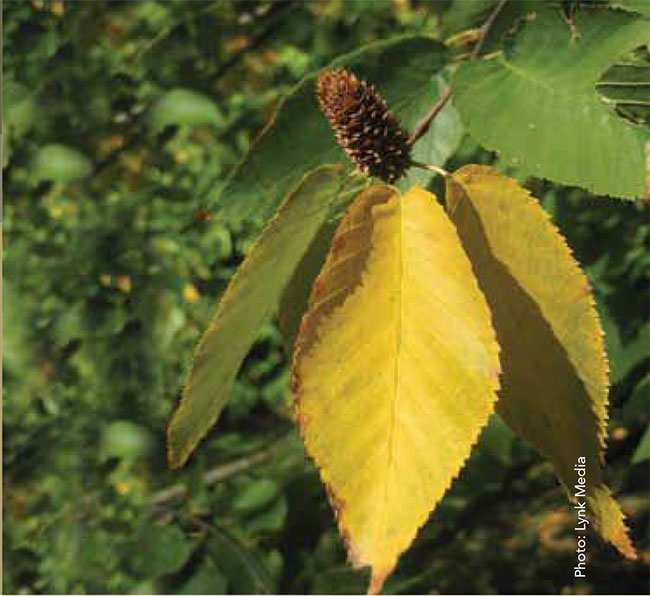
left=407, top=0, right=509, bottom=148
left=470, top=0, right=509, bottom=60
left=150, top=434, right=289, bottom=507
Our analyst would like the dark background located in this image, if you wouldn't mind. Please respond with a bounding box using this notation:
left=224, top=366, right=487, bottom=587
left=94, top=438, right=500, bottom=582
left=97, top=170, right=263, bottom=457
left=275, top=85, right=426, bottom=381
left=3, top=1, right=649, bottom=594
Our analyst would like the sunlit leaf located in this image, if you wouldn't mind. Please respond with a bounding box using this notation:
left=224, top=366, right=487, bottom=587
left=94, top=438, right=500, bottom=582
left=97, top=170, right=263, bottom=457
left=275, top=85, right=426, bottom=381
left=292, top=185, right=501, bottom=593
left=31, top=143, right=92, bottom=182
left=452, top=8, right=649, bottom=199
left=167, top=165, right=364, bottom=468
left=148, top=88, right=224, bottom=132
left=100, top=420, right=154, bottom=462
left=446, top=165, right=636, bottom=559
left=213, top=36, right=461, bottom=222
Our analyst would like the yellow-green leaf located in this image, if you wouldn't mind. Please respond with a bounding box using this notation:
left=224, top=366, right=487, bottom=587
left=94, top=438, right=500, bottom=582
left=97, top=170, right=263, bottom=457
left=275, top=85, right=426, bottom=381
left=167, top=165, right=363, bottom=468
left=292, top=185, right=501, bottom=593
left=446, top=165, right=635, bottom=559
left=278, top=218, right=339, bottom=355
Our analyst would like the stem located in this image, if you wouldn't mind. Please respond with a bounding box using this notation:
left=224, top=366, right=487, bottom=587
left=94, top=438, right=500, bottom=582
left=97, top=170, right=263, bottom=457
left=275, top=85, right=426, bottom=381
left=407, top=0, right=509, bottom=148
left=410, top=161, right=449, bottom=178
left=407, top=87, right=452, bottom=147
left=470, top=0, right=509, bottom=60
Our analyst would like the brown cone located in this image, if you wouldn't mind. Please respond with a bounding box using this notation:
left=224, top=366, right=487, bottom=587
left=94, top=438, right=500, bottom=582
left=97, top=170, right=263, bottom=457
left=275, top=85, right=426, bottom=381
left=316, top=68, right=411, bottom=183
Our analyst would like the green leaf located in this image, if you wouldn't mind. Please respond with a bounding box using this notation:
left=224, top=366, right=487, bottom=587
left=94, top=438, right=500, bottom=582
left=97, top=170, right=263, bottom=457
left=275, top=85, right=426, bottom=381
left=441, top=0, right=498, bottom=37
left=178, top=557, right=228, bottom=595
left=130, top=525, right=194, bottom=577
left=232, top=478, right=279, bottom=514
left=100, top=420, right=154, bottom=461
left=31, top=144, right=92, bottom=182
left=3, top=131, right=11, bottom=168
left=148, top=88, right=223, bottom=132
left=213, top=36, right=459, bottom=222
left=623, top=374, right=649, bottom=418
left=167, top=165, right=365, bottom=468
left=632, top=424, right=650, bottom=464
left=230, top=477, right=289, bottom=535
left=597, top=45, right=650, bottom=126
left=478, top=414, right=515, bottom=465
left=2, top=281, right=34, bottom=380
left=3, top=81, right=36, bottom=132
left=452, top=8, right=649, bottom=199
left=242, top=497, right=288, bottom=535
left=607, top=317, right=649, bottom=385
left=278, top=218, right=339, bottom=355
left=612, top=0, right=650, bottom=18
left=207, top=531, right=275, bottom=595
left=3, top=80, right=37, bottom=166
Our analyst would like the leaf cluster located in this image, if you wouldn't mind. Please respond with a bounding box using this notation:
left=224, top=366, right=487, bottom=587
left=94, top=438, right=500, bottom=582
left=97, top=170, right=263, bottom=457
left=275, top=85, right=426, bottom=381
left=3, top=1, right=649, bottom=594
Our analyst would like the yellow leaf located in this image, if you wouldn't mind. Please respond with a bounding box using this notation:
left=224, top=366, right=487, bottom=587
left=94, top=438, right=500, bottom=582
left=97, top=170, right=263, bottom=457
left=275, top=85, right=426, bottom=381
left=446, top=165, right=635, bottom=559
left=292, top=185, right=501, bottom=593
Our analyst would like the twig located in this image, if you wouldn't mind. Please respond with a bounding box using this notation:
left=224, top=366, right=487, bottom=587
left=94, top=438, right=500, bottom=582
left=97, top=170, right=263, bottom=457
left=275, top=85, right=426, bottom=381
left=150, top=434, right=289, bottom=507
left=407, top=0, right=509, bottom=148
left=407, top=87, right=452, bottom=147
left=470, top=0, right=509, bottom=60
left=410, top=161, right=449, bottom=178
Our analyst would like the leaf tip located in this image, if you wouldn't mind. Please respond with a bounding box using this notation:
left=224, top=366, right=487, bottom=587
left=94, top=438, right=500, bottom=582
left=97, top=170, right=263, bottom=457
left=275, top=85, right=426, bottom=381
left=166, top=420, right=189, bottom=470
left=607, top=511, right=637, bottom=561
left=367, top=569, right=389, bottom=595
left=588, top=485, right=637, bottom=561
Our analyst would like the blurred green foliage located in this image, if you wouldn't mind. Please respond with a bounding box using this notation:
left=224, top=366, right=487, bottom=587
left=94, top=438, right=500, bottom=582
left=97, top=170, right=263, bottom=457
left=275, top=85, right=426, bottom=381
left=3, top=1, right=648, bottom=594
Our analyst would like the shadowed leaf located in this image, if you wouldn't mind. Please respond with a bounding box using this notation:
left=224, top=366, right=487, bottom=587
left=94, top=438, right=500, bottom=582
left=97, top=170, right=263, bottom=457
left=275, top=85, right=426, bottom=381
left=447, top=165, right=636, bottom=559
left=167, top=165, right=364, bottom=468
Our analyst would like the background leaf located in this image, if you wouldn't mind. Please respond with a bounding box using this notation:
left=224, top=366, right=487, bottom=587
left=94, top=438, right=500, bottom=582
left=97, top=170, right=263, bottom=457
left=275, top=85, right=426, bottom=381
left=167, top=165, right=364, bottom=467
left=30, top=143, right=92, bottom=182
left=293, top=185, right=500, bottom=593
left=451, top=8, right=649, bottom=199
left=3, top=80, right=37, bottom=167
left=213, top=36, right=460, bottom=222
left=631, top=425, right=650, bottom=464
left=129, top=525, right=194, bottom=577
left=447, top=165, right=636, bottom=558
left=148, top=88, right=224, bottom=132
